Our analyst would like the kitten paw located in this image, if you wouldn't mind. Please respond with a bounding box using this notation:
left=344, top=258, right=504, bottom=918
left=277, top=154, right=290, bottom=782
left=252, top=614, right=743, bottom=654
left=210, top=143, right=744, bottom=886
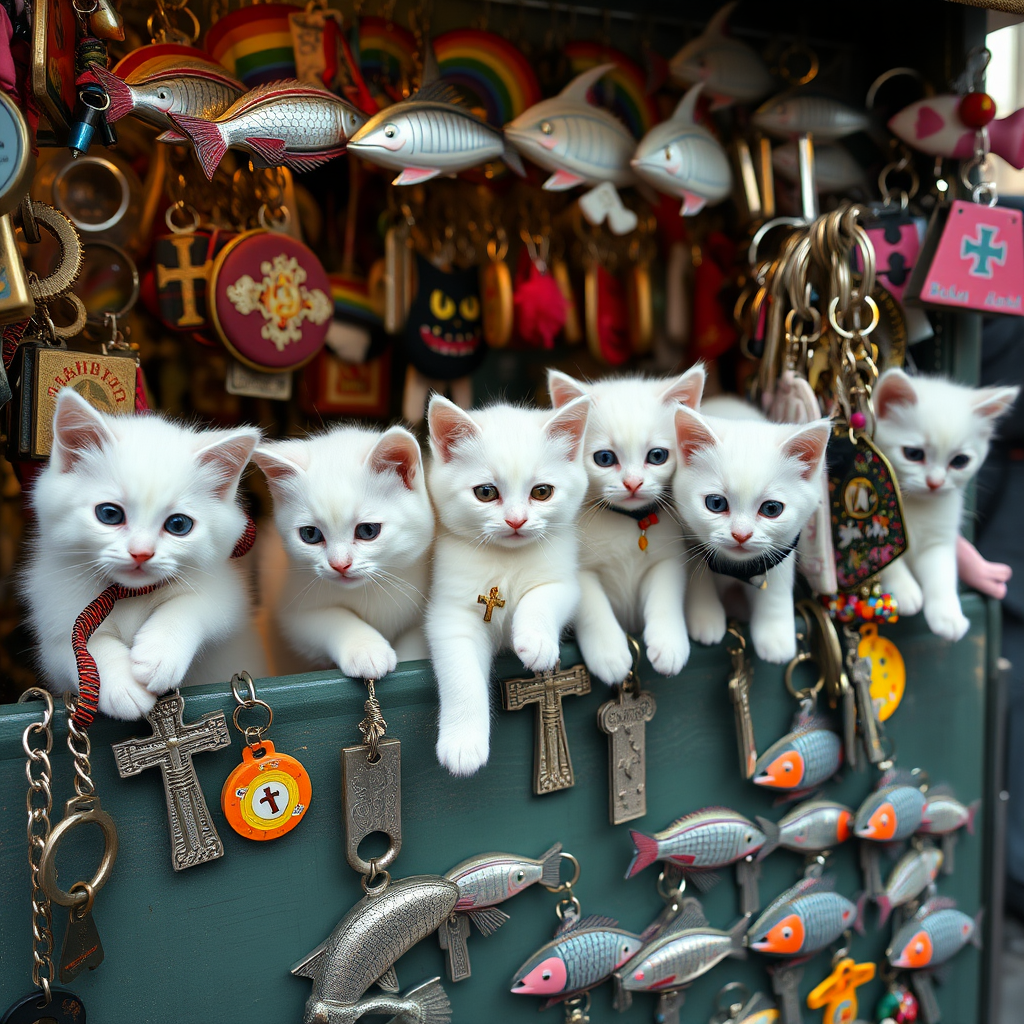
left=436, top=726, right=489, bottom=777
left=513, top=625, right=560, bottom=673
left=687, top=603, right=727, bottom=646
left=645, top=625, right=690, bottom=677
left=130, top=637, right=191, bottom=694
left=579, top=635, right=633, bottom=686
left=338, top=639, right=398, bottom=680
left=889, top=577, right=924, bottom=617
left=750, top=621, right=797, bottom=664
left=98, top=676, right=158, bottom=720
left=924, top=604, right=971, bottom=642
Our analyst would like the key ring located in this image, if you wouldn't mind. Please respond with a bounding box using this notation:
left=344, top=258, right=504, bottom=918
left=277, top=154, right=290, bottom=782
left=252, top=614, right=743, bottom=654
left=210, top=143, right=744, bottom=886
left=37, top=795, right=118, bottom=908
left=230, top=670, right=274, bottom=751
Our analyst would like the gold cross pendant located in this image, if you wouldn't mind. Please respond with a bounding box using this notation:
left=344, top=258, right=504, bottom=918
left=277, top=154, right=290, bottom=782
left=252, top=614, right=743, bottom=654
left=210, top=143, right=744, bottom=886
left=477, top=586, right=505, bottom=622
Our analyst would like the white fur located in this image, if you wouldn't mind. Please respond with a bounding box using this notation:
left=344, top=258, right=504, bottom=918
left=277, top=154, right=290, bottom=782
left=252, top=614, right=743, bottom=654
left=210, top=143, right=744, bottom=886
left=874, top=370, right=1018, bottom=641
left=673, top=399, right=830, bottom=663
left=426, top=395, right=590, bottom=776
left=253, top=426, right=434, bottom=679
left=547, top=367, right=704, bottom=684
left=22, top=390, right=262, bottom=720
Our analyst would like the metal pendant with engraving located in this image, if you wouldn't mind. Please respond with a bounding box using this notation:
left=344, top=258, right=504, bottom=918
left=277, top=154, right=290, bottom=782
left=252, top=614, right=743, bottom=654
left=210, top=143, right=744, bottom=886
left=596, top=638, right=656, bottom=824
left=111, top=692, right=231, bottom=871
left=58, top=903, right=104, bottom=982
left=1, top=989, right=87, bottom=1024
left=502, top=661, right=591, bottom=795
left=437, top=912, right=472, bottom=982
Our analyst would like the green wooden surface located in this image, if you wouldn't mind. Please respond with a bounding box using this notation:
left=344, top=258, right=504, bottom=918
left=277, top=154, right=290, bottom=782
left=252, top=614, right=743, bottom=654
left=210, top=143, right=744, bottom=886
left=0, top=597, right=990, bottom=1023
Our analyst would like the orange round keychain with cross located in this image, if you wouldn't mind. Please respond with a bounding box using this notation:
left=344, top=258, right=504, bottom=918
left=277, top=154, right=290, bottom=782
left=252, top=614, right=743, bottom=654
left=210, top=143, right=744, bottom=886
left=221, top=672, right=311, bottom=841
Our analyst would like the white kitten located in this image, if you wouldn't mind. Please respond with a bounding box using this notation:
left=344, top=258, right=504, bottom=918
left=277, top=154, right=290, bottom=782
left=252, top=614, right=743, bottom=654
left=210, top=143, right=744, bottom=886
left=426, top=395, right=590, bottom=776
left=547, top=367, right=705, bottom=684
left=674, top=400, right=830, bottom=663
left=874, top=369, right=1018, bottom=641
left=22, top=390, right=262, bottom=720
left=253, top=426, right=433, bottom=679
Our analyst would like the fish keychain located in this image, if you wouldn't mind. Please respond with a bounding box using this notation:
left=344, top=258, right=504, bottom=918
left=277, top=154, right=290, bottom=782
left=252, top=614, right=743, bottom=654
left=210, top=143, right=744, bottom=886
left=915, top=785, right=979, bottom=874
left=756, top=798, right=854, bottom=861
left=220, top=671, right=311, bottom=842
left=747, top=876, right=857, bottom=959
left=854, top=768, right=927, bottom=899
left=857, top=844, right=943, bottom=932
left=438, top=843, right=562, bottom=981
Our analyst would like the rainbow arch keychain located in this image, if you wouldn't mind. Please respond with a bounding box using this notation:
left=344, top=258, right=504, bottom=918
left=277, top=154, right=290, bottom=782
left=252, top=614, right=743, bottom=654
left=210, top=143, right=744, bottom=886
left=221, top=672, right=311, bottom=841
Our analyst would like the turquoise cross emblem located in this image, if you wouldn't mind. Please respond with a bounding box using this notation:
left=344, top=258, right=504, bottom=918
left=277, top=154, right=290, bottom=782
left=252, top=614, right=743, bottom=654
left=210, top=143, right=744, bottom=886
left=961, top=224, right=1007, bottom=278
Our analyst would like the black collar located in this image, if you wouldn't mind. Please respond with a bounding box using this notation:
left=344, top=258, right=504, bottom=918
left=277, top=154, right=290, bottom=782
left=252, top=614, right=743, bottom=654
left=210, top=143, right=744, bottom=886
left=699, top=534, right=800, bottom=589
left=602, top=501, right=661, bottom=523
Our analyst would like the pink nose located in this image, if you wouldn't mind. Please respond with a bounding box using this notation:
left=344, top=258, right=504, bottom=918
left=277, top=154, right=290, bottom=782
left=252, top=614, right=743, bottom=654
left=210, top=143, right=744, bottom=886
left=130, top=551, right=153, bottom=565
left=732, top=530, right=753, bottom=545
left=506, top=516, right=527, bottom=531
left=623, top=476, right=643, bottom=495
left=330, top=560, right=352, bottom=575
left=927, top=479, right=943, bottom=491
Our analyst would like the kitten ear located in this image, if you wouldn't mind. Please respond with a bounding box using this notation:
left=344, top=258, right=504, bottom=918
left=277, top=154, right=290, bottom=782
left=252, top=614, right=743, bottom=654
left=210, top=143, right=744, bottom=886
left=661, top=363, right=705, bottom=410
left=428, top=395, right=480, bottom=463
left=875, top=369, right=918, bottom=419
left=547, top=369, right=588, bottom=409
left=674, top=405, right=719, bottom=463
left=973, top=385, right=1020, bottom=422
left=783, top=419, right=832, bottom=480
left=51, top=389, right=117, bottom=472
left=196, top=427, right=261, bottom=498
left=251, top=443, right=309, bottom=494
left=368, top=426, right=422, bottom=489
left=544, top=395, right=590, bottom=460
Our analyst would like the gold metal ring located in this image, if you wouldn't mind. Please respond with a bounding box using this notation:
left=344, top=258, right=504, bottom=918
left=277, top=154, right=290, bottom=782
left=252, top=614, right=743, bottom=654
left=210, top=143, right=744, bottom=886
left=232, top=699, right=273, bottom=736
left=656, top=869, right=686, bottom=904
left=38, top=796, right=118, bottom=907
left=554, top=893, right=582, bottom=920
left=542, top=851, right=581, bottom=893
left=828, top=295, right=880, bottom=340
left=784, top=649, right=824, bottom=700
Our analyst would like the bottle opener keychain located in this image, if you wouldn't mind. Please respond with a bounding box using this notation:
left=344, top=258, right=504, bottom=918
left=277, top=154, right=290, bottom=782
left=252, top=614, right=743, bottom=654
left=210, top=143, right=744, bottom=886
left=221, top=671, right=311, bottom=841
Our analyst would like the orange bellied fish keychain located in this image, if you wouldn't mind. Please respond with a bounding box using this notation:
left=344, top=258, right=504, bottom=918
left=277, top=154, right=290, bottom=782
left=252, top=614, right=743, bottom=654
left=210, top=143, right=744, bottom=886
left=221, top=671, right=311, bottom=841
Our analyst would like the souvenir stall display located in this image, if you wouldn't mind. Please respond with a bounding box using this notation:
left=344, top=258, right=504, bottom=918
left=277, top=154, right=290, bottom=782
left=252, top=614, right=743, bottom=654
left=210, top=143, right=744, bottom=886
left=0, top=1, right=1011, bottom=1022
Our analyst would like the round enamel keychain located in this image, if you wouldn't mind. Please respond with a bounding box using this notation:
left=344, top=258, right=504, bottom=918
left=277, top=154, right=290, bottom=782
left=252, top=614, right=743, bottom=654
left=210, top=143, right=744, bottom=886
left=221, top=672, right=311, bottom=841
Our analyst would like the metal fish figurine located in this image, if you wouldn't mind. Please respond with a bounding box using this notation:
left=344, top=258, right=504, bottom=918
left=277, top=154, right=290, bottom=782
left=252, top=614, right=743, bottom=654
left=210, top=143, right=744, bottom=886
left=752, top=91, right=870, bottom=142
left=888, top=94, right=1024, bottom=169
left=347, top=66, right=525, bottom=185
left=918, top=788, right=979, bottom=836
left=444, top=842, right=562, bottom=934
left=618, top=897, right=747, bottom=993
left=772, top=141, right=866, bottom=193
left=504, top=64, right=636, bottom=191
left=511, top=914, right=643, bottom=1000
left=859, top=846, right=943, bottom=931
left=746, top=876, right=858, bottom=957
left=752, top=709, right=843, bottom=793
left=298, top=978, right=451, bottom=1024
left=854, top=769, right=926, bottom=842
left=668, top=2, right=773, bottom=108
left=756, top=798, right=854, bottom=859
left=626, top=807, right=766, bottom=881
left=80, top=57, right=244, bottom=139
left=292, top=874, right=459, bottom=1022
left=631, top=84, right=732, bottom=214
left=172, top=80, right=367, bottom=179
left=887, top=897, right=982, bottom=969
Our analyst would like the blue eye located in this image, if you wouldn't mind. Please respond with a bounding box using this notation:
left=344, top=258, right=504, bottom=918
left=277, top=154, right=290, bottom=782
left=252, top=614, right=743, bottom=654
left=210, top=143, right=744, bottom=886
left=95, top=503, right=125, bottom=525
left=949, top=454, right=970, bottom=470
left=759, top=501, right=784, bottom=518
left=593, top=450, right=617, bottom=468
left=164, top=514, right=194, bottom=536
left=355, top=522, right=381, bottom=540
left=646, top=448, right=669, bottom=466
left=705, top=494, right=728, bottom=513
left=903, top=447, right=925, bottom=462
left=299, top=526, right=324, bottom=544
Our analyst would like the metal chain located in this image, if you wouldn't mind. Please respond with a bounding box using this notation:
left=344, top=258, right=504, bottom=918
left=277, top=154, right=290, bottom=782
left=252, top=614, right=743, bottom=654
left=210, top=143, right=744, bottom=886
left=64, top=693, right=95, bottom=797
left=19, top=687, right=55, bottom=1006
left=358, top=680, right=388, bottom=763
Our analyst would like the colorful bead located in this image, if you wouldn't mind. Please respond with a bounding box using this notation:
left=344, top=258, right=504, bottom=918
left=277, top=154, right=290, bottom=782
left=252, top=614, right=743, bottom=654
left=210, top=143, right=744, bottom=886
left=822, top=587, right=899, bottom=625
left=638, top=534, right=649, bottom=551
left=850, top=411, right=867, bottom=430
left=959, top=91, right=996, bottom=129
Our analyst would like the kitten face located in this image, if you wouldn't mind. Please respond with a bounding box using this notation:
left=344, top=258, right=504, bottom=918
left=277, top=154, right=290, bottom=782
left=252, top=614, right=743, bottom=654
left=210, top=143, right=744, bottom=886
left=548, top=368, right=704, bottom=511
left=874, top=369, right=1019, bottom=497
left=254, top=426, right=433, bottom=589
left=673, top=406, right=830, bottom=565
left=32, top=390, right=258, bottom=589
left=427, top=396, right=590, bottom=550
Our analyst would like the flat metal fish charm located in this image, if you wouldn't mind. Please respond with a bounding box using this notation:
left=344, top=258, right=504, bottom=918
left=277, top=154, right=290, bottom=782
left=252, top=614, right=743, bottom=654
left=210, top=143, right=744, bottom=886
left=887, top=897, right=981, bottom=969
left=752, top=709, right=843, bottom=793
left=631, top=84, right=732, bottom=214
left=756, top=798, right=854, bottom=859
left=626, top=806, right=766, bottom=881
left=746, top=876, right=857, bottom=957
left=81, top=57, right=244, bottom=136
left=172, top=80, right=367, bottom=179
left=854, top=769, right=926, bottom=842
left=300, top=978, right=451, bottom=1024
left=862, top=846, right=943, bottom=930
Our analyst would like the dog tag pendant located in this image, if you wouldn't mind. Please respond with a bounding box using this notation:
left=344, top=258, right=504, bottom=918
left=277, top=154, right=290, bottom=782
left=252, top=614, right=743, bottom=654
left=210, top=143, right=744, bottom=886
left=1, top=989, right=86, bottom=1024
left=438, top=912, right=472, bottom=982
left=597, top=638, right=656, bottom=824
left=59, top=902, right=104, bottom=981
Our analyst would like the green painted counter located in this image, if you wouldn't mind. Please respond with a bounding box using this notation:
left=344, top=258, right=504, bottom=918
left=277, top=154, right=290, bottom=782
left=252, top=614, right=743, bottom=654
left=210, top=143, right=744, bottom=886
left=0, top=595, right=996, bottom=1023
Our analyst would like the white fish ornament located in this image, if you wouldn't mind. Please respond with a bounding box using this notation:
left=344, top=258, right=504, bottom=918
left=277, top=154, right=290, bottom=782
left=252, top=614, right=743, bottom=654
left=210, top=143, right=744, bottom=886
left=752, top=90, right=870, bottom=142
left=631, top=84, right=732, bottom=214
left=669, top=2, right=773, bottom=109
left=505, top=64, right=638, bottom=234
left=171, top=80, right=367, bottom=179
